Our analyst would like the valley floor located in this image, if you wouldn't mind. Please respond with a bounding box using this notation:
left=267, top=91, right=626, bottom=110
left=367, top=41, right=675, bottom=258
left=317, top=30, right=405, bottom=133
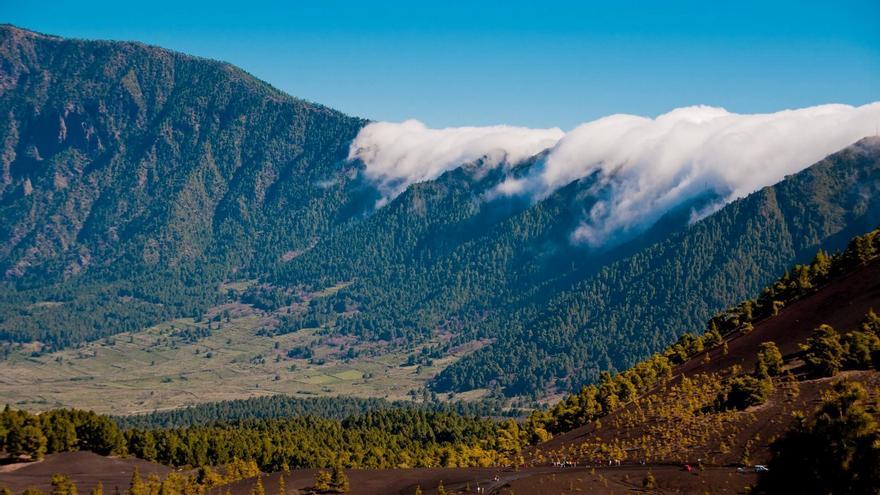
left=0, top=294, right=488, bottom=414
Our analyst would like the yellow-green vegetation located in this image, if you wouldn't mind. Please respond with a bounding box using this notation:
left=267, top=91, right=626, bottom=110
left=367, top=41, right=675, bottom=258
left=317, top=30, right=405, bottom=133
left=528, top=227, right=880, bottom=438
left=0, top=300, right=482, bottom=414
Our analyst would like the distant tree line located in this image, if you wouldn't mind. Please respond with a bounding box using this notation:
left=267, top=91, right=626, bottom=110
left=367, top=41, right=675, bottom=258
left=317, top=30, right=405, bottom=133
left=0, top=406, right=527, bottom=472
left=113, top=395, right=518, bottom=430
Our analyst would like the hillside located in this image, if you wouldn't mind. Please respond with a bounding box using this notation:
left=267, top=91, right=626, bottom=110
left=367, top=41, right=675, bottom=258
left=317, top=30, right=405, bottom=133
left=2, top=230, right=879, bottom=494
left=0, top=25, right=366, bottom=347
left=1, top=25, right=879, bottom=406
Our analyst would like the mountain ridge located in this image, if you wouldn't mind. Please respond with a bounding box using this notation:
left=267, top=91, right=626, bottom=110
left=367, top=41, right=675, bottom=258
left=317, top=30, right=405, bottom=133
left=1, top=25, right=879, bottom=404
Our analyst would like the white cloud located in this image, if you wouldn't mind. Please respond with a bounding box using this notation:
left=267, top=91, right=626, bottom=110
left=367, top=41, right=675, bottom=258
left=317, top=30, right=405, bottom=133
left=350, top=103, right=880, bottom=245
left=348, top=119, right=564, bottom=204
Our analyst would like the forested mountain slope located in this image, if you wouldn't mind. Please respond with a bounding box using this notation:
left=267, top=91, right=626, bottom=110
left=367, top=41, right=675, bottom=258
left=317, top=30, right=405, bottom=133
left=0, top=25, right=366, bottom=347
left=1, top=25, right=878, bottom=405
left=436, top=137, right=880, bottom=396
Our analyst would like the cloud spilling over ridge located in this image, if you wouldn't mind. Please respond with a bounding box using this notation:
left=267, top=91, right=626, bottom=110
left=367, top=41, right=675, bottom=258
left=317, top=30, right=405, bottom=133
left=503, top=103, right=880, bottom=245
left=350, top=103, right=880, bottom=244
left=348, top=119, right=564, bottom=205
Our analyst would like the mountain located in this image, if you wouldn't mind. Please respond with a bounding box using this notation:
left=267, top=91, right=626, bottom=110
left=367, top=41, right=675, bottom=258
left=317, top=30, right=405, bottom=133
left=0, top=25, right=366, bottom=346
left=0, top=25, right=878, bottom=405
left=434, top=136, right=880, bottom=396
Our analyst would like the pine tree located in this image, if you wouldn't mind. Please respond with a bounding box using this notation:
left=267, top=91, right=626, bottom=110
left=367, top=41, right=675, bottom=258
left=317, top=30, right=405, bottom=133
left=91, top=482, right=104, bottom=495
left=802, top=324, right=844, bottom=377
left=331, top=464, right=350, bottom=493
left=755, top=342, right=783, bottom=377
left=128, top=468, right=145, bottom=495
left=313, top=470, right=331, bottom=492
left=862, top=308, right=880, bottom=335
left=642, top=471, right=656, bottom=488
left=250, top=477, right=265, bottom=495
left=51, top=475, right=78, bottom=495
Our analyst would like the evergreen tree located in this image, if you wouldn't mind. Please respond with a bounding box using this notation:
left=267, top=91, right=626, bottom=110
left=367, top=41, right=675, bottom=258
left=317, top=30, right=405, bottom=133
left=313, top=471, right=331, bottom=492
left=842, top=330, right=880, bottom=369
left=7, top=418, right=48, bottom=460
left=250, top=477, right=265, bottom=495
left=91, top=482, right=104, bottom=495
left=755, top=342, right=784, bottom=377
left=331, top=464, right=350, bottom=493
left=802, top=325, right=844, bottom=378
left=128, top=468, right=145, bottom=495
left=861, top=308, right=880, bottom=336
left=51, top=474, right=78, bottom=495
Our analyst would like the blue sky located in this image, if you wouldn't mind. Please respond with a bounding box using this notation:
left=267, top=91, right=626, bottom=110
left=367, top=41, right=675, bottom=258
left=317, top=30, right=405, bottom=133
left=4, top=0, right=879, bottom=129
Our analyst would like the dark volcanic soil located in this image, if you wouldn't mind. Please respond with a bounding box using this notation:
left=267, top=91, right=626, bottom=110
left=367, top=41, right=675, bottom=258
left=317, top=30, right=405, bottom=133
left=0, top=451, right=176, bottom=493
left=216, top=465, right=759, bottom=495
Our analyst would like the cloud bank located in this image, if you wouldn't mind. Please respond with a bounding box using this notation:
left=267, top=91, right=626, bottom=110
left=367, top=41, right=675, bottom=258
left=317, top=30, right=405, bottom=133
left=350, top=103, right=880, bottom=244
left=348, top=119, right=564, bottom=205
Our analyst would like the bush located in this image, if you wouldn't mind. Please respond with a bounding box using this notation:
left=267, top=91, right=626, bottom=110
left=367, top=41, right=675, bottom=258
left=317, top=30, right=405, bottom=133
left=721, top=375, right=773, bottom=410
left=842, top=330, right=880, bottom=370
left=801, top=325, right=844, bottom=378
left=756, top=342, right=784, bottom=377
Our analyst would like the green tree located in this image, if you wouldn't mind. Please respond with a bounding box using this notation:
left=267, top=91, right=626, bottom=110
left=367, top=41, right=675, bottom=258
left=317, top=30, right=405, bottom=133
left=313, top=470, right=332, bottom=492
left=801, top=324, right=844, bottom=378
left=862, top=308, right=880, bottom=335
left=842, top=330, right=880, bottom=369
left=128, top=468, right=145, bottom=495
left=721, top=375, right=773, bottom=410
left=331, top=464, right=350, bottom=493
left=755, top=342, right=784, bottom=377
left=128, top=430, right=158, bottom=461
left=642, top=471, right=656, bottom=489
left=250, top=477, right=264, bottom=495
left=43, top=414, right=77, bottom=453
left=51, top=474, right=79, bottom=495
left=8, top=418, right=47, bottom=460
left=91, top=482, right=104, bottom=495
left=436, top=481, right=447, bottom=495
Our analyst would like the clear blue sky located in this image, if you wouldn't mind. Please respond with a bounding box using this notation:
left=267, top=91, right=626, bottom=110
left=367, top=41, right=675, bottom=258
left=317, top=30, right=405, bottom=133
left=4, top=0, right=879, bottom=129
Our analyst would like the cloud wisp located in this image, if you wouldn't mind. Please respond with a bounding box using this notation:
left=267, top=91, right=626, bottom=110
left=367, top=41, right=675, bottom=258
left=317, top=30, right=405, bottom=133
left=350, top=103, right=880, bottom=244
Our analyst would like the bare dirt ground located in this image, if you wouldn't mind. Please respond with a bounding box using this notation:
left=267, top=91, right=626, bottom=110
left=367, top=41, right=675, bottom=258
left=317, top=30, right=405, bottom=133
left=0, top=451, right=178, bottom=493
left=191, top=464, right=759, bottom=495
left=0, top=455, right=758, bottom=495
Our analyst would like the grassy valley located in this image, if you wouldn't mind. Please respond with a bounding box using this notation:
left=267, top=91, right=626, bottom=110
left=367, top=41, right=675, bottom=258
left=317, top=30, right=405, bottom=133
left=0, top=285, right=488, bottom=414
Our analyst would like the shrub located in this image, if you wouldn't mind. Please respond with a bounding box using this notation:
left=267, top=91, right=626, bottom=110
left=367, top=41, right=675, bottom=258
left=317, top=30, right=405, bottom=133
left=755, top=342, right=784, bottom=377
left=721, top=376, right=773, bottom=410
left=801, top=325, right=843, bottom=378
